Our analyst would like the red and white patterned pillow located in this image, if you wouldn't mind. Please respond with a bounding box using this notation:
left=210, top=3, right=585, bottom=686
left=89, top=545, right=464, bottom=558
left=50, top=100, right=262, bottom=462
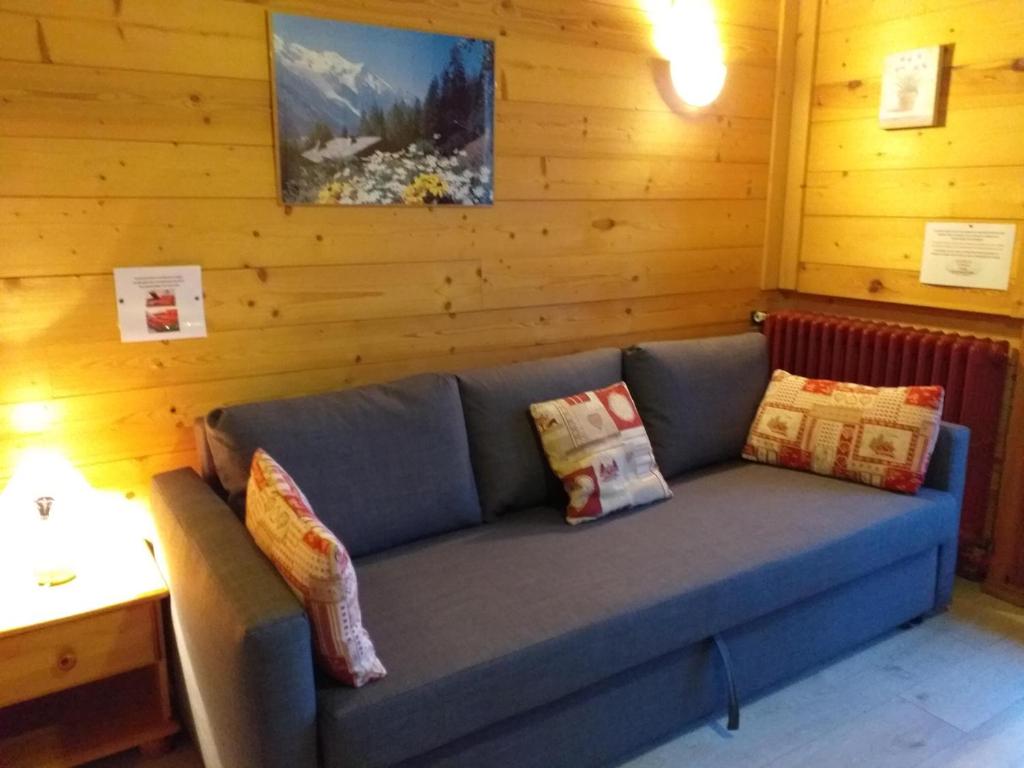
left=245, top=449, right=385, bottom=687
left=743, top=370, right=944, bottom=493
left=530, top=381, right=672, bottom=524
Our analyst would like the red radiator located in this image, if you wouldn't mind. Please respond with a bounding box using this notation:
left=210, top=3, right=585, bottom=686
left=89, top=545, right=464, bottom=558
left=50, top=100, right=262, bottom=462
left=764, top=310, right=1011, bottom=578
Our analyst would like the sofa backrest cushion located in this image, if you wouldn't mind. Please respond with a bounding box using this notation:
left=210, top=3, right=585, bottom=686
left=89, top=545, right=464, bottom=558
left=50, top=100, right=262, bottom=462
left=623, top=333, right=770, bottom=478
left=205, top=373, right=482, bottom=558
left=457, top=349, right=623, bottom=519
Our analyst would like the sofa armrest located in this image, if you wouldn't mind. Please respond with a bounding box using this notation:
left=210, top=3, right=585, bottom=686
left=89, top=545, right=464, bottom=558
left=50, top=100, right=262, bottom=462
left=924, top=422, right=970, bottom=506
left=150, top=468, right=318, bottom=768
left=923, top=422, right=969, bottom=612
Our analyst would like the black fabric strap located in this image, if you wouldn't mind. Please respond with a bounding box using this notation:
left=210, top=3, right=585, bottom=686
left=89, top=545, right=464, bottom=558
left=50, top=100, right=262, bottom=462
left=712, top=634, right=740, bottom=730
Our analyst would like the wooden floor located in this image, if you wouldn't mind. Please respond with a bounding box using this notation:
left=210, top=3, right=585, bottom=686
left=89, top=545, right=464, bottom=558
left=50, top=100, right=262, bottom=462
left=89, top=580, right=1024, bottom=768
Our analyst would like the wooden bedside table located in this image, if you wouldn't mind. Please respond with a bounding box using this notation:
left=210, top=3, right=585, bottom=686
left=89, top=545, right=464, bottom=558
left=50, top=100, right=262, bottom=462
left=0, top=540, right=179, bottom=767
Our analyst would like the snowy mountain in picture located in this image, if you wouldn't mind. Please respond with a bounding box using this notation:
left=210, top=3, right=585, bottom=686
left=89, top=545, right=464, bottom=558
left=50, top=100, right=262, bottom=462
left=273, top=34, right=404, bottom=139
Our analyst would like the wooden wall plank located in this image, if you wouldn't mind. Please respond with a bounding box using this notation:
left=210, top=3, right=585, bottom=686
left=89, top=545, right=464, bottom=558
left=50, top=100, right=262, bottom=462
left=808, top=106, right=1024, bottom=172
left=581, top=0, right=780, bottom=31
left=804, top=167, right=1024, bottom=219
left=78, top=451, right=200, bottom=506
left=807, top=217, right=1024, bottom=276
left=2, top=286, right=764, bottom=409
left=0, top=138, right=275, bottom=198
left=0, top=198, right=768, bottom=277
left=496, top=155, right=769, bottom=201
left=496, top=102, right=773, bottom=163
left=0, top=62, right=273, bottom=145
left=0, top=0, right=267, bottom=37
left=4, top=1, right=777, bottom=85
left=802, top=215, right=947, bottom=269
left=30, top=16, right=269, bottom=80
left=500, top=37, right=776, bottom=117
left=0, top=74, right=773, bottom=164
left=818, top=0, right=994, bottom=33
left=1, top=262, right=485, bottom=346
left=249, top=0, right=780, bottom=53
left=797, top=262, right=1016, bottom=315
left=811, top=60, right=1024, bottom=123
left=814, top=0, right=1024, bottom=84
left=481, top=247, right=763, bottom=308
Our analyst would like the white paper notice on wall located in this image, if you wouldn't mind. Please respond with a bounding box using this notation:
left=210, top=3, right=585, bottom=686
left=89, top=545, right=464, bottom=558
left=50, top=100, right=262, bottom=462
left=919, top=222, right=1016, bottom=291
left=113, top=266, right=207, bottom=342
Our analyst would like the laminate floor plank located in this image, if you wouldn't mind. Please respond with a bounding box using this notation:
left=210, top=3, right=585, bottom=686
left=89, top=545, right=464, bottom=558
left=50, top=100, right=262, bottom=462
left=761, top=699, right=963, bottom=768
left=915, top=698, right=1024, bottom=768
left=900, top=638, right=1024, bottom=731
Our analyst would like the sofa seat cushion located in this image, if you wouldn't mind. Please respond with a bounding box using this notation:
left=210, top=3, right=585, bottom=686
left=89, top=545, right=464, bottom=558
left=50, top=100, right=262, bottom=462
left=205, top=373, right=482, bottom=558
left=317, top=462, right=958, bottom=767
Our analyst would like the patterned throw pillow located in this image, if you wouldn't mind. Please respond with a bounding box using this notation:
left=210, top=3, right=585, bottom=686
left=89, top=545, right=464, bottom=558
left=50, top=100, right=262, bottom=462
left=530, top=381, right=672, bottom=524
left=246, top=449, right=385, bottom=687
left=743, top=370, right=944, bottom=493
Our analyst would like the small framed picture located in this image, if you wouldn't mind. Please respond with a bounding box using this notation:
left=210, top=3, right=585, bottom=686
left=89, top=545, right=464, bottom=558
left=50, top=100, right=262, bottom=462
left=879, top=46, right=943, bottom=129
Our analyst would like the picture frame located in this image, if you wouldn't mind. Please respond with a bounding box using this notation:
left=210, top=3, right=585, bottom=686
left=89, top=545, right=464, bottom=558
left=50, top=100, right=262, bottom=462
left=878, top=45, right=943, bottom=129
left=269, top=12, right=495, bottom=207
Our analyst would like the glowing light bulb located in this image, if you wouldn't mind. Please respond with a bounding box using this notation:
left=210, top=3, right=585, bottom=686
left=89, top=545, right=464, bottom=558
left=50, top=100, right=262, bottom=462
left=670, top=52, right=727, bottom=108
left=650, top=0, right=728, bottom=108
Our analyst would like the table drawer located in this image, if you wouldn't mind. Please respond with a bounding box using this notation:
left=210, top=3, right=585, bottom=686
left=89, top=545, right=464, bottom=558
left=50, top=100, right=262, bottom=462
left=0, top=602, right=159, bottom=708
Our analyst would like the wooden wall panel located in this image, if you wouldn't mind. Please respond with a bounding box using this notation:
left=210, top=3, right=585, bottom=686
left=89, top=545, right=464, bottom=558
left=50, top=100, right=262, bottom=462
left=789, top=0, right=1024, bottom=315
left=0, top=0, right=779, bottom=500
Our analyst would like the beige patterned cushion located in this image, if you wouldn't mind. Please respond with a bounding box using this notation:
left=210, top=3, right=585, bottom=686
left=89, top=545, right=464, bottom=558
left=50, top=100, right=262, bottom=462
left=246, top=449, right=385, bottom=687
left=743, top=370, right=944, bottom=493
left=530, top=382, right=671, bottom=524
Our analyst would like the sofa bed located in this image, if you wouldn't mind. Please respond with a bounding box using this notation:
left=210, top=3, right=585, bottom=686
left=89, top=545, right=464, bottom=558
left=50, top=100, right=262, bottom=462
left=150, top=332, right=968, bottom=768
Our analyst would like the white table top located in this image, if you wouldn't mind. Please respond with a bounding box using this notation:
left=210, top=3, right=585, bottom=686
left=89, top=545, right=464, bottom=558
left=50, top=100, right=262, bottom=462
left=0, top=540, right=167, bottom=638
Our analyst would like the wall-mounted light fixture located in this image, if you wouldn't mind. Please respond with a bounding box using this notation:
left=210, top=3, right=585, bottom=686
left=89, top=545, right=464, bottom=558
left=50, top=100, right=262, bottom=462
left=647, top=0, right=727, bottom=108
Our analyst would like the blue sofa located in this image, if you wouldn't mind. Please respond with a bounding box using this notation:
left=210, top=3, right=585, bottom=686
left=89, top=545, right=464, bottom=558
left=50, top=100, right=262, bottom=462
left=150, top=333, right=968, bottom=768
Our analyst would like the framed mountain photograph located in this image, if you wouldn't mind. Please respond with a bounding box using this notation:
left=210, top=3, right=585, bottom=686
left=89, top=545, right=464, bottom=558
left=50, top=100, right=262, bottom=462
left=270, top=13, right=494, bottom=206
